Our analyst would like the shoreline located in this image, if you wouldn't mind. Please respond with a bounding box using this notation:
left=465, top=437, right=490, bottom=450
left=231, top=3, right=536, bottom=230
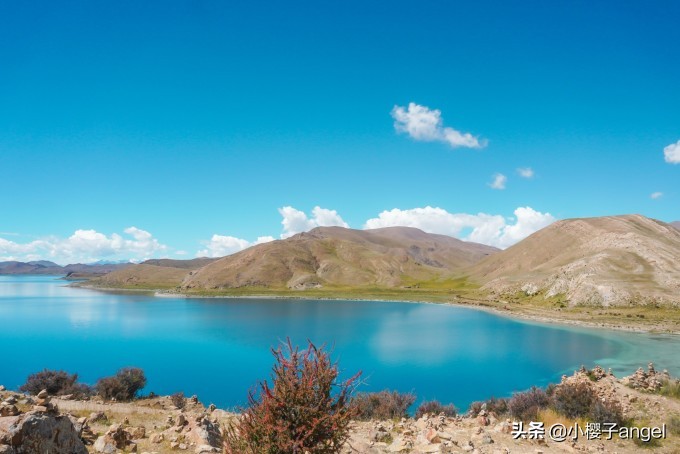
left=73, top=283, right=680, bottom=336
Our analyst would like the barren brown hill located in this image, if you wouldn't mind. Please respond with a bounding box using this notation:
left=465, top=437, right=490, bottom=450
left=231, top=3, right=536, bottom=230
left=468, top=214, right=680, bottom=306
left=94, top=264, right=190, bottom=288
left=672, top=221, right=680, bottom=230
left=141, top=257, right=219, bottom=269
left=180, top=226, right=498, bottom=291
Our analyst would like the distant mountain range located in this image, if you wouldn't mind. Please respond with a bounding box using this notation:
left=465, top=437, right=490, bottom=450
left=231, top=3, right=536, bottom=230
left=91, top=215, right=680, bottom=307
left=0, top=260, right=131, bottom=277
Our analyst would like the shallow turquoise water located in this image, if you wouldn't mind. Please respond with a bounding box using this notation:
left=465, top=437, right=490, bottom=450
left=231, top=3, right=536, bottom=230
left=1, top=275, right=678, bottom=411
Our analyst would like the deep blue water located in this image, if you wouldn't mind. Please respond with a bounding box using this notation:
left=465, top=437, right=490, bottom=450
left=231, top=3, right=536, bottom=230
left=1, top=275, right=679, bottom=412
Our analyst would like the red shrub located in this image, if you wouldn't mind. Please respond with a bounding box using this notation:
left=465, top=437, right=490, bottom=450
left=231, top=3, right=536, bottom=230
left=225, top=339, right=361, bottom=454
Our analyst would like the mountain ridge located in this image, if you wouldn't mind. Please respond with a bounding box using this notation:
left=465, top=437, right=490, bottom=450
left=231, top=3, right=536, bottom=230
left=467, top=214, right=680, bottom=306
left=95, top=226, right=499, bottom=290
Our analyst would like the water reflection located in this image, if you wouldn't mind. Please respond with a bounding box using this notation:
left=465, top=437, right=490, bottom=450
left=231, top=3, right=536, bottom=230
left=0, top=275, right=678, bottom=411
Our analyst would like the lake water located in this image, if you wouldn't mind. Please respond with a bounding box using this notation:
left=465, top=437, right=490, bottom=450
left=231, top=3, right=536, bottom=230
left=1, top=275, right=679, bottom=412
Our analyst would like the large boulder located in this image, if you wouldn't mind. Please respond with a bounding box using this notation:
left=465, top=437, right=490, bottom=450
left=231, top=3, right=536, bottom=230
left=93, top=424, right=136, bottom=453
left=0, top=411, right=88, bottom=454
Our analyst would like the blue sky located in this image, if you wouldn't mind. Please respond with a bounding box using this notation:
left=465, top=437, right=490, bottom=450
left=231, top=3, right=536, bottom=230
left=1, top=1, right=679, bottom=263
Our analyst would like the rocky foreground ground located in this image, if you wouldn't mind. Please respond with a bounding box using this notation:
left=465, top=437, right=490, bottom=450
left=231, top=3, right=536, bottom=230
left=1, top=365, right=679, bottom=454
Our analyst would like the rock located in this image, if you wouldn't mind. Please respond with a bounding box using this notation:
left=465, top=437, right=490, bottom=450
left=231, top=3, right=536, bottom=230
left=195, top=445, right=219, bottom=453
left=2, top=398, right=16, bottom=406
left=89, top=411, right=107, bottom=423
left=149, top=433, right=164, bottom=444
left=370, top=428, right=392, bottom=443
left=481, top=434, right=494, bottom=444
left=590, top=366, right=607, bottom=380
left=36, top=390, right=48, bottom=399
left=179, top=443, right=188, bottom=450
left=93, top=424, right=135, bottom=453
left=31, top=406, right=48, bottom=413
left=182, top=414, right=223, bottom=449
left=0, top=411, right=88, bottom=454
left=0, top=386, right=6, bottom=392
left=0, top=445, right=14, bottom=454
left=126, top=426, right=146, bottom=439
left=0, top=405, right=19, bottom=417
left=425, top=428, right=440, bottom=443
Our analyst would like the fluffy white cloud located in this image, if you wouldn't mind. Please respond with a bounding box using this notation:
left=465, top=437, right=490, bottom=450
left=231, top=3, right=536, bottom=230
left=196, top=235, right=275, bottom=258
left=517, top=167, right=534, bottom=178
left=664, top=140, right=680, bottom=164
left=391, top=103, right=486, bottom=149
left=651, top=192, right=664, bottom=200
left=0, top=227, right=166, bottom=264
left=194, top=205, right=347, bottom=258
left=197, top=235, right=251, bottom=258
left=489, top=173, right=507, bottom=190
left=279, top=206, right=349, bottom=238
left=364, top=206, right=555, bottom=249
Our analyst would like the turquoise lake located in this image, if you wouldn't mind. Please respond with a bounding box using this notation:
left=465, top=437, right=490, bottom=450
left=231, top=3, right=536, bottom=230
left=1, top=275, right=679, bottom=411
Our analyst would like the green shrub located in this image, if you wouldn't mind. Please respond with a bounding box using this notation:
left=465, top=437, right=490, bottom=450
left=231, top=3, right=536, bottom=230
left=667, top=415, right=680, bottom=436
left=20, top=369, right=92, bottom=398
left=352, top=390, right=416, bottom=421
left=508, top=387, right=550, bottom=421
left=414, top=400, right=457, bottom=419
left=659, top=378, right=680, bottom=399
left=224, top=339, right=360, bottom=454
left=96, top=367, right=146, bottom=401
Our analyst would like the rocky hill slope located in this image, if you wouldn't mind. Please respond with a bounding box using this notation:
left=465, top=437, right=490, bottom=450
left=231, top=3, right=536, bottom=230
left=181, top=226, right=498, bottom=290
left=467, top=214, right=680, bottom=306
left=93, top=227, right=498, bottom=291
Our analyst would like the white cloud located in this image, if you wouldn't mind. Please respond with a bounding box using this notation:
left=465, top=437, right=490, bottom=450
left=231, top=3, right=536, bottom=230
left=194, top=205, right=347, bottom=258
left=197, top=235, right=251, bottom=258
left=651, top=192, right=664, bottom=200
left=364, top=206, right=555, bottom=249
left=0, top=227, right=166, bottom=264
left=489, top=173, right=507, bottom=190
left=664, top=140, right=680, bottom=164
left=279, top=206, right=349, bottom=238
left=517, top=167, right=534, bottom=178
left=195, top=235, right=276, bottom=258
left=391, top=103, right=486, bottom=149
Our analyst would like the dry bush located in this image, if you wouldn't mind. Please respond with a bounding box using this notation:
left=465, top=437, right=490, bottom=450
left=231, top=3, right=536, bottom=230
left=96, top=367, right=147, bottom=401
left=20, top=369, right=92, bottom=398
left=352, top=390, right=416, bottom=421
left=551, top=381, right=596, bottom=419
left=589, top=400, right=627, bottom=427
left=508, top=387, right=550, bottom=421
left=224, top=339, right=361, bottom=454
left=171, top=392, right=186, bottom=409
left=414, top=400, right=457, bottom=419
left=468, top=396, right=509, bottom=416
